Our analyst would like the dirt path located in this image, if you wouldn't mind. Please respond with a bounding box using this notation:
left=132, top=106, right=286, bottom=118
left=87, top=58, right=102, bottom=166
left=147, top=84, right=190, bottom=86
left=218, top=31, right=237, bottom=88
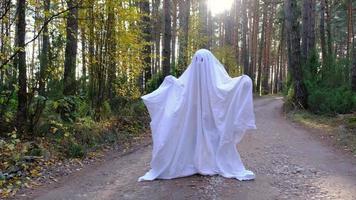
left=16, top=97, right=356, bottom=200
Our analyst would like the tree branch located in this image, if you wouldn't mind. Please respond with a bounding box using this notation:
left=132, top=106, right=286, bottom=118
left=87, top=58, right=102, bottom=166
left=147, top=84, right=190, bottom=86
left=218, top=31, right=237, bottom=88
left=0, top=0, right=11, bottom=21
left=0, top=2, right=82, bottom=70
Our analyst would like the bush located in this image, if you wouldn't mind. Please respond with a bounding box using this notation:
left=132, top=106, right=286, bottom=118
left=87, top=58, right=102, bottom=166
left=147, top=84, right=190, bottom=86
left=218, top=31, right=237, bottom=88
left=146, top=72, right=164, bottom=93
left=67, top=142, right=85, bottom=158
left=308, top=87, right=355, bottom=114
left=300, top=50, right=355, bottom=115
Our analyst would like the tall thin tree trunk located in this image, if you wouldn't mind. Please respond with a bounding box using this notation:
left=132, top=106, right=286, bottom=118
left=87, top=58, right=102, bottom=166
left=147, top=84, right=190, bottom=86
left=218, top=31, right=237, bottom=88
left=106, top=0, right=116, bottom=100
left=278, top=20, right=285, bottom=92
left=88, top=1, right=95, bottom=107
left=140, top=0, right=151, bottom=87
left=162, top=0, right=171, bottom=76
left=346, top=0, right=353, bottom=60
left=257, top=2, right=266, bottom=94
left=63, top=0, right=79, bottom=95
left=207, top=10, right=213, bottom=49
left=350, top=0, right=356, bottom=91
left=81, top=25, right=87, bottom=90
left=285, top=0, right=308, bottom=108
left=325, top=0, right=332, bottom=56
left=302, top=0, right=315, bottom=62
left=352, top=37, right=356, bottom=91
left=199, top=0, right=208, bottom=49
left=178, top=0, right=190, bottom=74
left=250, top=0, right=259, bottom=89
left=39, top=0, right=50, bottom=96
left=153, top=0, right=161, bottom=74
left=261, top=3, right=270, bottom=95
left=172, top=0, right=178, bottom=71
left=320, top=0, right=327, bottom=64
left=234, top=0, right=241, bottom=67
left=15, top=0, right=27, bottom=132
left=241, top=0, right=249, bottom=76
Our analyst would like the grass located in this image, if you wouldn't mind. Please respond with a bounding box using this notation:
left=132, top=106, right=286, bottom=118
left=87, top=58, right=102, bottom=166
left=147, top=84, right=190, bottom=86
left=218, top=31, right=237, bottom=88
left=289, top=110, right=356, bottom=155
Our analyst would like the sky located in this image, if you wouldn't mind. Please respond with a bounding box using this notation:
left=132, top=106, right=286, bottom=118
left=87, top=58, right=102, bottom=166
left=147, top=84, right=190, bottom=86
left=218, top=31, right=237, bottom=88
left=208, top=0, right=234, bottom=16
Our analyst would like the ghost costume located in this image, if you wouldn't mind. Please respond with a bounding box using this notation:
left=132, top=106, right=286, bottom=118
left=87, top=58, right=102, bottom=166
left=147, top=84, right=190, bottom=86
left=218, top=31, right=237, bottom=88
left=139, top=49, right=256, bottom=181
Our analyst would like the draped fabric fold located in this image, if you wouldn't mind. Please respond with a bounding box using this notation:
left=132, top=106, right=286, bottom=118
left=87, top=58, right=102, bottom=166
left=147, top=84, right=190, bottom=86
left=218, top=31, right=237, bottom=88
left=139, top=49, right=256, bottom=181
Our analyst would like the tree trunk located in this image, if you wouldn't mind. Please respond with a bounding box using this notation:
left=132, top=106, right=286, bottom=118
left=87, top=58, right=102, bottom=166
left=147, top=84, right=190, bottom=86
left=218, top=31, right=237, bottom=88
left=241, top=0, right=249, bottom=76
left=278, top=20, right=286, bottom=92
left=140, top=0, right=151, bottom=86
left=162, top=0, right=171, bottom=76
left=234, top=0, right=241, bottom=67
left=172, top=0, right=178, bottom=71
left=224, top=11, right=233, bottom=46
left=106, top=0, right=116, bottom=100
left=285, top=0, right=308, bottom=108
left=325, top=0, right=332, bottom=56
left=63, top=0, right=79, bottom=95
left=199, top=0, right=208, bottom=49
left=346, top=0, right=353, bottom=60
left=250, top=0, right=259, bottom=90
left=153, top=0, right=161, bottom=74
left=15, top=0, right=27, bottom=132
left=207, top=10, right=213, bottom=49
left=351, top=0, right=356, bottom=91
left=81, top=25, right=87, bottom=90
left=320, top=0, right=327, bottom=64
left=88, top=1, right=95, bottom=107
left=39, top=0, right=50, bottom=96
left=301, top=0, right=315, bottom=62
left=352, top=38, right=356, bottom=91
left=261, top=2, right=270, bottom=95
left=257, top=2, right=266, bottom=94
left=178, top=0, right=190, bottom=74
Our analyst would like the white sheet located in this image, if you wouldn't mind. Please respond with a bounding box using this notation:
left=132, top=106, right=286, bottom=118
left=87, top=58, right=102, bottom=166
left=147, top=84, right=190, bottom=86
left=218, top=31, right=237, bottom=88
left=139, top=49, right=257, bottom=181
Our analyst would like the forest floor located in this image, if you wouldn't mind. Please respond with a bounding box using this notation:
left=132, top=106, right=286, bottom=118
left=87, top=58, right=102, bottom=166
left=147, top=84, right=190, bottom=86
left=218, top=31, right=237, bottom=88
left=12, top=96, right=356, bottom=200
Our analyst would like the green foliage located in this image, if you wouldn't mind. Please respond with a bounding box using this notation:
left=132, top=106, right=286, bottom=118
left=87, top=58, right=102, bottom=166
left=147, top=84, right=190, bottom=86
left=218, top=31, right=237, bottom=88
left=67, top=142, right=85, bottom=158
left=0, top=89, right=17, bottom=132
left=307, top=86, right=355, bottom=114
left=53, top=96, right=89, bottom=122
left=145, top=72, right=164, bottom=93
left=212, top=46, right=241, bottom=77
left=301, top=50, right=355, bottom=114
left=102, top=101, right=112, bottom=119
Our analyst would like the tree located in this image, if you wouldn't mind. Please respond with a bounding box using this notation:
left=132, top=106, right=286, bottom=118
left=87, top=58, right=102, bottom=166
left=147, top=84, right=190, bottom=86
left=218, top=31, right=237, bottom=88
left=152, top=0, right=161, bottom=74
left=351, top=0, right=356, bottom=91
left=352, top=40, right=356, bottom=91
left=284, top=0, right=308, bottom=108
left=301, top=0, right=315, bottom=62
left=319, top=0, right=328, bottom=65
left=172, top=0, right=178, bottom=70
left=106, top=0, right=117, bottom=99
left=140, top=0, right=151, bottom=87
left=257, top=2, right=267, bottom=94
left=178, top=0, right=190, bottom=73
left=162, top=0, right=172, bottom=76
left=234, top=0, right=241, bottom=66
left=63, top=0, right=79, bottom=95
left=198, top=0, right=208, bottom=49
left=346, top=0, right=353, bottom=60
left=15, top=0, right=27, bottom=132
left=39, top=0, right=50, bottom=96
left=325, top=0, right=332, bottom=56
left=250, top=0, right=260, bottom=89
left=261, top=2, right=274, bottom=95
left=241, top=0, right=249, bottom=76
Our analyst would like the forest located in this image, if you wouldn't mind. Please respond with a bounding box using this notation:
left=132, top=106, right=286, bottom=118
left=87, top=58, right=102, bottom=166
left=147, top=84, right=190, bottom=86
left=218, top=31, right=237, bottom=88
left=0, top=0, right=355, bottom=197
